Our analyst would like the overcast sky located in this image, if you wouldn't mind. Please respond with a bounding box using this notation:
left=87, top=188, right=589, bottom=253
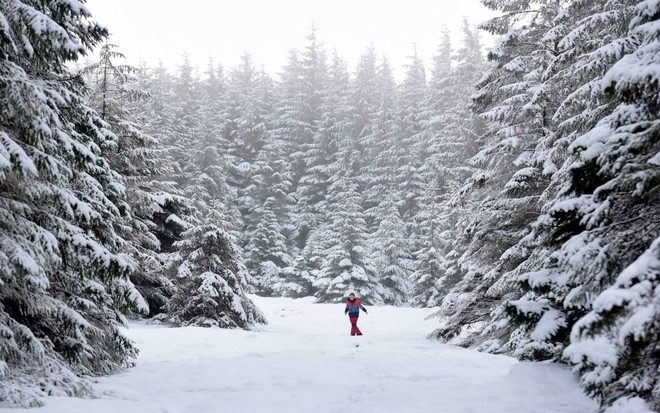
left=85, top=0, right=497, bottom=80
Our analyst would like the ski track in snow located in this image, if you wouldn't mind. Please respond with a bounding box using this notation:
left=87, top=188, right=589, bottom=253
left=18, top=296, right=597, bottom=413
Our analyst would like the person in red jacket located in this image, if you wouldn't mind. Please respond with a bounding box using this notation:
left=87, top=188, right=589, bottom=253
left=344, top=292, right=368, bottom=336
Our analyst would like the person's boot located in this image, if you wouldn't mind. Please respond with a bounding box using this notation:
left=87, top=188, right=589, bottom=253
left=357, top=333, right=363, bottom=336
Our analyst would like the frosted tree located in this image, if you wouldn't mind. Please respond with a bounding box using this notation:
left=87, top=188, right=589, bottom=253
left=200, top=59, right=244, bottom=237
left=244, top=157, right=294, bottom=295
left=82, top=43, right=170, bottom=315
left=283, top=223, right=329, bottom=297
left=185, top=60, right=236, bottom=223
left=222, top=53, right=263, bottom=192
left=429, top=11, right=556, bottom=347
left=168, top=54, right=202, bottom=188
left=495, top=0, right=658, bottom=365
left=283, top=49, right=351, bottom=296
left=246, top=200, right=292, bottom=295
left=130, top=61, right=189, bottom=260
left=502, top=1, right=660, bottom=409
left=363, top=56, right=400, bottom=224
left=0, top=0, right=145, bottom=405
left=420, top=26, right=473, bottom=199
left=349, top=45, right=379, bottom=185
left=166, top=207, right=264, bottom=328
left=315, top=168, right=382, bottom=303
left=370, top=194, right=412, bottom=305
left=396, top=46, right=427, bottom=235
left=409, top=188, right=448, bottom=307
left=565, top=239, right=659, bottom=412
left=409, top=30, right=456, bottom=307
left=292, top=26, right=331, bottom=250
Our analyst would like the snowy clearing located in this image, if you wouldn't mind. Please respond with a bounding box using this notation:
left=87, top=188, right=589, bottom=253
left=17, top=296, right=596, bottom=413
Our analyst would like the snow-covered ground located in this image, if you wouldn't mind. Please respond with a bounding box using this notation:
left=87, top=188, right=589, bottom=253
left=16, top=296, right=597, bottom=413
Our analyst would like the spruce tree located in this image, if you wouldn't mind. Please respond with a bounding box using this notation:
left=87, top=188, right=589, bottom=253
left=494, top=0, right=658, bottom=368
left=429, top=13, right=554, bottom=347
left=508, top=1, right=660, bottom=409
left=396, top=46, right=427, bottom=234
left=370, top=194, right=412, bottom=305
left=315, top=172, right=382, bottom=304
left=167, top=207, right=264, bottom=328
left=244, top=157, right=294, bottom=295
left=81, top=43, right=170, bottom=316
left=0, top=0, right=144, bottom=405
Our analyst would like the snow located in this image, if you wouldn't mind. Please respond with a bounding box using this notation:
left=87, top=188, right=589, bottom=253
left=338, top=258, right=352, bottom=267
left=11, top=296, right=597, bottom=413
left=564, top=336, right=619, bottom=368
left=530, top=308, right=566, bottom=342
left=604, top=397, right=656, bottom=413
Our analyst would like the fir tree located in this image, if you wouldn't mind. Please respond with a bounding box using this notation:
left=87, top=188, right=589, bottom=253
left=167, top=207, right=264, bottom=328
left=81, top=43, right=170, bottom=316
left=0, top=0, right=144, bottom=405
left=370, top=194, right=412, bottom=305
left=244, top=157, right=294, bottom=295
left=430, top=12, right=553, bottom=347
left=315, top=174, right=382, bottom=303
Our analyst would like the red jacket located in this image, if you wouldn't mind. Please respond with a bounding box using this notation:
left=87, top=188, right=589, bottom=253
left=345, top=298, right=367, bottom=317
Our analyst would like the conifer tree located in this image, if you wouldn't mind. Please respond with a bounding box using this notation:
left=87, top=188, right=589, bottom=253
left=370, top=194, right=412, bottom=305
left=396, top=46, right=427, bottom=233
left=244, top=157, right=294, bottom=295
left=82, top=43, right=170, bottom=315
left=363, top=56, right=399, bottom=224
left=315, top=171, right=382, bottom=303
left=410, top=29, right=454, bottom=307
left=282, top=49, right=351, bottom=296
left=430, top=13, right=552, bottom=346
left=0, top=0, right=144, bottom=405
left=167, top=207, right=264, bottom=328
left=500, top=2, right=660, bottom=410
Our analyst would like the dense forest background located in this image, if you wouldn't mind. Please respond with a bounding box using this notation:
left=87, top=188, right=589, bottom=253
left=1, top=0, right=658, bottom=411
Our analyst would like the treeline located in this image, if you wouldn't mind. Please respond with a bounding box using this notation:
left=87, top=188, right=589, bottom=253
left=113, top=23, right=485, bottom=308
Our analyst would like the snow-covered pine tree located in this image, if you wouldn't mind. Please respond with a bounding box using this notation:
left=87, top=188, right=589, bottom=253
left=166, top=206, right=264, bottom=328
left=363, top=55, right=399, bottom=226
left=81, top=43, right=171, bottom=316
left=222, top=53, right=263, bottom=194
left=504, top=1, right=659, bottom=409
left=224, top=62, right=292, bottom=294
left=130, top=61, right=188, bottom=261
left=292, top=26, right=331, bottom=252
left=197, top=58, right=241, bottom=231
left=244, top=156, right=294, bottom=295
left=409, top=180, right=448, bottom=307
left=185, top=60, right=234, bottom=225
left=169, top=54, right=202, bottom=188
left=273, top=48, right=308, bottom=252
left=370, top=194, right=412, bottom=305
left=562, top=4, right=659, bottom=409
left=349, top=45, right=379, bottom=187
left=396, top=45, right=427, bottom=237
left=315, top=169, right=382, bottom=303
left=410, top=28, right=454, bottom=307
left=494, top=0, right=658, bottom=367
left=429, top=8, right=570, bottom=347
left=0, top=0, right=145, bottom=405
left=282, top=49, right=351, bottom=297
left=565, top=239, right=659, bottom=413
left=284, top=223, right=328, bottom=297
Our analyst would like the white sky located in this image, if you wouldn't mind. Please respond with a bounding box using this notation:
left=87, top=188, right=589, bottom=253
left=84, top=0, right=497, bottom=80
